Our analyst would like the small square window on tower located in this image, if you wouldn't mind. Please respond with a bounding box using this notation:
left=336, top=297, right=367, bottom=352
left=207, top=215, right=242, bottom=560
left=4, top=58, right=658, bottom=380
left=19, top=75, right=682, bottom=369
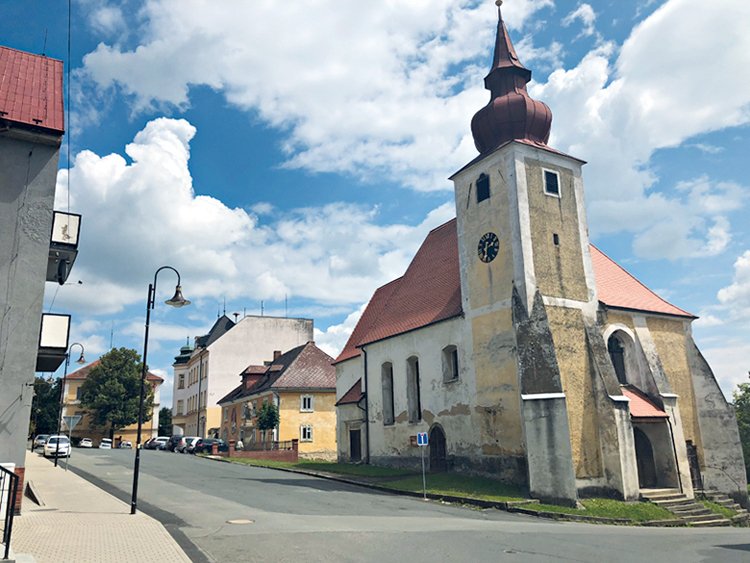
left=476, top=173, right=490, bottom=203
left=543, top=169, right=560, bottom=197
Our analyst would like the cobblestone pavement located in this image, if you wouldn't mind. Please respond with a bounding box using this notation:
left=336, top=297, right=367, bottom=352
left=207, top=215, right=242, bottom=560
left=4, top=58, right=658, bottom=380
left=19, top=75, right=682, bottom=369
left=11, top=451, right=191, bottom=563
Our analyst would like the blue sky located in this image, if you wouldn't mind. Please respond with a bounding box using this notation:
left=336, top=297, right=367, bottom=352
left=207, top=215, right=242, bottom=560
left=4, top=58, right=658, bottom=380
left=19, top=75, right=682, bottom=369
left=5, top=0, right=749, bottom=407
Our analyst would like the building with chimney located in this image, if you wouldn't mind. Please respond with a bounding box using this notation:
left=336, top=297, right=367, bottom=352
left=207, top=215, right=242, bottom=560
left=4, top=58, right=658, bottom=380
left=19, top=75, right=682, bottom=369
left=334, top=3, right=747, bottom=507
left=171, top=314, right=313, bottom=438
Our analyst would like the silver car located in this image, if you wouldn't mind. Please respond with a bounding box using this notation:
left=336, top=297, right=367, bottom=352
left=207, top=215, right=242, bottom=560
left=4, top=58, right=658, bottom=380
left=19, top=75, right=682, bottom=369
left=43, top=435, right=71, bottom=458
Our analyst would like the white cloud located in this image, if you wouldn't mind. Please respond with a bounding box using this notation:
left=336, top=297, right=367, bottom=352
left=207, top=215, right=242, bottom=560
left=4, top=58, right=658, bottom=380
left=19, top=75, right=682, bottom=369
left=700, top=340, right=750, bottom=399
left=51, top=118, right=455, bottom=317
left=562, top=4, right=597, bottom=38
left=717, top=250, right=750, bottom=319
left=314, top=304, right=367, bottom=358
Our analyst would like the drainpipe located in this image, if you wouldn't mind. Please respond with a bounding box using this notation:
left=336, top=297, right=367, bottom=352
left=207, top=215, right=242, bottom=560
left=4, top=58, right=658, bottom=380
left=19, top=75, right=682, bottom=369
left=196, top=348, right=206, bottom=437
left=362, top=346, right=370, bottom=464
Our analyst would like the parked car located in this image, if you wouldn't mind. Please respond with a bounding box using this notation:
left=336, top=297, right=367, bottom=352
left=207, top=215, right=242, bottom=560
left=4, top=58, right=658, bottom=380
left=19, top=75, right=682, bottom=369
left=33, top=434, right=50, bottom=449
left=143, top=436, right=169, bottom=450
left=166, top=435, right=185, bottom=452
left=179, top=437, right=200, bottom=453
left=118, top=440, right=133, bottom=449
left=99, top=438, right=112, bottom=449
left=43, top=435, right=71, bottom=458
left=79, top=438, right=93, bottom=448
left=193, top=438, right=228, bottom=454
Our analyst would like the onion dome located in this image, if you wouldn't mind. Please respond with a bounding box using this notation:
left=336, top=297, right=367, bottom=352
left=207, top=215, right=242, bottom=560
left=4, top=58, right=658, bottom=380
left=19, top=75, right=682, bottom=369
left=471, top=1, right=552, bottom=154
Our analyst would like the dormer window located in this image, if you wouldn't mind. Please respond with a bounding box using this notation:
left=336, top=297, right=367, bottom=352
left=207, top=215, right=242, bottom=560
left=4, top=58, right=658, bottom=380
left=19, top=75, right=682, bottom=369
left=476, top=173, right=490, bottom=203
left=543, top=169, right=560, bottom=197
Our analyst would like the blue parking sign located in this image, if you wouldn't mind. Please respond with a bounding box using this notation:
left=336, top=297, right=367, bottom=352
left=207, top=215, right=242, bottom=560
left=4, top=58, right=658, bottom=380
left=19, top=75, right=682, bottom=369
left=417, top=432, right=429, bottom=446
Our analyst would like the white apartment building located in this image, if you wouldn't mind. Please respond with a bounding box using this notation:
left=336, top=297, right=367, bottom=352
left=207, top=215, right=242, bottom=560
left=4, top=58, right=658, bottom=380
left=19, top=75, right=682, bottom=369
left=171, top=314, right=313, bottom=437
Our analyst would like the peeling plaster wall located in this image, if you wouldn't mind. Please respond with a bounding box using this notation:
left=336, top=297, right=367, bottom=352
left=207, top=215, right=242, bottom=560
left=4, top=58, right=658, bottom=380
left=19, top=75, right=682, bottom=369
left=646, top=317, right=700, bottom=447
left=524, top=159, right=588, bottom=302
left=547, top=306, right=602, bottom=478
left=686, top=336, right=748, bottom=506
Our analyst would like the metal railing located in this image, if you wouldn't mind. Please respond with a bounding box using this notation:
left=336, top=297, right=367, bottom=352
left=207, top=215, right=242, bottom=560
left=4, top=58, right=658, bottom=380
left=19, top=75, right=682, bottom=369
left=0, top=464, right=19, bottom=560
left=243, top=440, right=296, bottom=452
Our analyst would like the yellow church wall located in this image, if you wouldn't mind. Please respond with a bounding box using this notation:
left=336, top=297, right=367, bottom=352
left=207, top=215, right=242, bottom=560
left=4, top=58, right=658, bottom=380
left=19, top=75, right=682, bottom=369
left=524, top=159, right=589, bottom=303
left=545, top=305, right=602, bottom=478
left=470, top=309, right=523, bottom=455
left=646, top=317, right=702, bottom=451
left=461, top=166, right=515, bottom=311
left=603, top=312, right=635, bottom=331
left=279, top=392, right=337, bottom=459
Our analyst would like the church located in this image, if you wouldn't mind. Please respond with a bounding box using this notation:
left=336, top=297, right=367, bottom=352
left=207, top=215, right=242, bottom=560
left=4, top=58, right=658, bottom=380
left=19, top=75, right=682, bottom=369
left=334, top=2, right=747, bottom=507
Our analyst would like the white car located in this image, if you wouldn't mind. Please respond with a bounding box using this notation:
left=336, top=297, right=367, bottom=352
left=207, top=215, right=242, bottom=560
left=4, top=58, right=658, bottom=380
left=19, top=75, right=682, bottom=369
left=79, top=438, right=93, bottom=448
left=99, top=438, right=113, bottom=449
left=43, top=435, right=71, bottom=458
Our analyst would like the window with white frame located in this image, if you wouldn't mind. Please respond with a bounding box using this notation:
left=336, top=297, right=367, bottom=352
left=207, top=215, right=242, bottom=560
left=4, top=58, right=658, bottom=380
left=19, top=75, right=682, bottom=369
left=178, top=373, right=185, bottom=389
left=300, top=395, right=314, bottom=412
left=300, top=425, right=313, bottom=442
left=543, top=169, right=560, bottom=197
left=177, top=400, right=184, bottom=416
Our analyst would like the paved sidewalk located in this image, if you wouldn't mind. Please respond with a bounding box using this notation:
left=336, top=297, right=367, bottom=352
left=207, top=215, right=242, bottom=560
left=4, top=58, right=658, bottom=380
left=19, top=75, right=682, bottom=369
left=10, top=451, right=191, bottom=563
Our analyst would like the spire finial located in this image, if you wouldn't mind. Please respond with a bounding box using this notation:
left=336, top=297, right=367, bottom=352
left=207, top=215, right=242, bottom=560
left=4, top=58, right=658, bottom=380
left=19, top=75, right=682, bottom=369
left=495, top=0, right=503, bottom=6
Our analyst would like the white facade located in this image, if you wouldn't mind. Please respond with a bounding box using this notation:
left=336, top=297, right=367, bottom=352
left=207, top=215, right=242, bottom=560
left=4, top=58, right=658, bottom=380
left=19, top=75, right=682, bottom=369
left=173, top=315, right=313, bottom=437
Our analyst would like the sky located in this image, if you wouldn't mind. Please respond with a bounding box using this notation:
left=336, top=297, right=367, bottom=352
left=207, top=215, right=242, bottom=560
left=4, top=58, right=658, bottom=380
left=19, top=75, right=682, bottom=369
left=4, top=0, right=749, bottom=409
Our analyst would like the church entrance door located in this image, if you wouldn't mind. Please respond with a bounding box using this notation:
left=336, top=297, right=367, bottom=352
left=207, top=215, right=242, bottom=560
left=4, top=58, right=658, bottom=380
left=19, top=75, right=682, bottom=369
left=634, top=427, right=657, bottom=488
left=349, top=429, right=361, bottom=462
left=429, top=426, right=447, bottom=472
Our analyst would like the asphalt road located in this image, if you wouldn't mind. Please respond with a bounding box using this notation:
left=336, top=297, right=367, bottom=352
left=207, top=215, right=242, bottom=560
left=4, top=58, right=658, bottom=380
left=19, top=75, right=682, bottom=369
left=66, top=448, right=750, bottom=563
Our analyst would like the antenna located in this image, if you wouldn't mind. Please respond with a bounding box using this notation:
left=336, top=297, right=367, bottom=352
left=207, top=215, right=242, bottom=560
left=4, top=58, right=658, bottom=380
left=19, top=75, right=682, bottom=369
left=42, top=28, right=48, bottom=56
left=223, top=297, right=226, bottom=316
left=243, top=307, right=246, bottom=318
left=285, top=294, right=288, bottom=318
left=217, top=303, right=220, bottom=319
left=110, top=322, right=114, bottom=349
left=260, top=301, right=264, bottom=317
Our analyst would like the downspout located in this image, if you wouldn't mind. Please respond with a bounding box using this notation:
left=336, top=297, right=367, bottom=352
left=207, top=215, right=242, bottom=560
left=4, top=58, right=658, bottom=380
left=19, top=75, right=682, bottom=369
left=362, top=346, right=370, bottom=464
left=196, top=348, right=206, bottom=437
left=273, top=391, right=280, bottom=443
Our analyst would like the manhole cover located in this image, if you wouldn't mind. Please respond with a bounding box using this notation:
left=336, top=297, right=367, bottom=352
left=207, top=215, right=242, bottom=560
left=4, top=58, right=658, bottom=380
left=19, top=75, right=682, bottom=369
left=226, top=519, right=254, bottom=525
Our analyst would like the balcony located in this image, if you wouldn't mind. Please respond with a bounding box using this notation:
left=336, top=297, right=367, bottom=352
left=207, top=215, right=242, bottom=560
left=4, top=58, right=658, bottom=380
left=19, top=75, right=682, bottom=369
left=35, top=313, right=70, bottom=372
left=46, top=211, right=81, bottom=285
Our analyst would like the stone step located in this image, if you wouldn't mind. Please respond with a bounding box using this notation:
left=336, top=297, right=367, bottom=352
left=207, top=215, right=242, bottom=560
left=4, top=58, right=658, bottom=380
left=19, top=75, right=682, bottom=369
left=671, top=507, right=713, bottom=518
left=652, top=498, right=692, bottom=508
left=641, top=492, right=685, bottom=502
left=680, top=513, right=722, bottom=523
left=690, top=518, right=731, bottom=527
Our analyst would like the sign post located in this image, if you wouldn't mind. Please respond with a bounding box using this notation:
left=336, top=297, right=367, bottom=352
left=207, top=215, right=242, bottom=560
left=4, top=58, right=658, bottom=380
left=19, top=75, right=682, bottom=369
left=61, top=415, right=82, bottom=471
left=416, top=431, right=429, bottom=500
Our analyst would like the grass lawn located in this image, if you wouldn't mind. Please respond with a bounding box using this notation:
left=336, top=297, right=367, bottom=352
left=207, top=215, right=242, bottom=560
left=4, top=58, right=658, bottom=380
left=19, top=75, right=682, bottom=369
left=383, top=473, right=527, bottom=502
left=528, top=499, right=674, bottom=522
left=700, top=499, right=737, bottom=519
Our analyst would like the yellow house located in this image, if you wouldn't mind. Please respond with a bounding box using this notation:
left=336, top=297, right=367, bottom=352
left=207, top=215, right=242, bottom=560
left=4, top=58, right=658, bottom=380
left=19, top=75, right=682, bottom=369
left=62, top=360, right=163, bottom=446
left=218, top=342, right=336, bottom=460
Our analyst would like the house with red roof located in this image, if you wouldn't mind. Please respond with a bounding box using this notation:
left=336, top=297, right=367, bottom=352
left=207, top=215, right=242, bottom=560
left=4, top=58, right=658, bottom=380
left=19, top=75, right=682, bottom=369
left=218, top=342, right=337, bottom=459
left=0, top=45, right=82, bottom=511
left=62, top=360, right=164, bottom=446
left=334, top=4, right=747, bottom=508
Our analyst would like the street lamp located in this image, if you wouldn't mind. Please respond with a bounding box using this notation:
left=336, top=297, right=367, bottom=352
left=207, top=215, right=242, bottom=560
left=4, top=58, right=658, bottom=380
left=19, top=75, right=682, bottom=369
left=55, top=343, right=85, bottom=467
left=131, top=266, right=190, bottom=515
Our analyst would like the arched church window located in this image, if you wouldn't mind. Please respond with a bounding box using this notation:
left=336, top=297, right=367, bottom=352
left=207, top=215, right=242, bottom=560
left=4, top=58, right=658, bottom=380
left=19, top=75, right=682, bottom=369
left=381, top=362, right=394, bottom=426
left=476, top=173, right=490, bottom=203
left=607, top=334, right=627, bottom=384
left=406, top=356, right=422, bottom=422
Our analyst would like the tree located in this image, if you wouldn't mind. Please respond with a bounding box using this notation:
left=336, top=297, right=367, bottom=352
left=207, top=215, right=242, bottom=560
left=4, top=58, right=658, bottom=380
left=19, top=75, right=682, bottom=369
left=158, top=407, right=172, bottom=436
left=733, top=380, right=750, bottom=480
left=257, top=401, right=279, bottom=444
left=79, top=347, right=154, bottom=440
left=29, top=377, right=61, bottom=436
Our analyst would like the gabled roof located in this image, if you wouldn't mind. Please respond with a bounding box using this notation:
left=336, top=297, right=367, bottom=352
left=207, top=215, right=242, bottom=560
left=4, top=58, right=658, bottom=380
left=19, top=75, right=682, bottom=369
left=334, top=220, right=462, bottom=364
left=66, top=360, right=163, bottom=383
left=334, top=219, right=695, bottom=364
left=336, top=379, right=364, bottom=406
left=590, top=245, right=694, bottom=319
left=217, top=342, right=335, bottom=405
left=0, top=46, right=64, bottom=134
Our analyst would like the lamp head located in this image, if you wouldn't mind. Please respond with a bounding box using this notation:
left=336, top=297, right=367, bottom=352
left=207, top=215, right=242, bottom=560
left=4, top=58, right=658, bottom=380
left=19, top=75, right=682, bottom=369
left=76, top=352, right=86, bottom=365
left=165, top=285, right=191, bottom=308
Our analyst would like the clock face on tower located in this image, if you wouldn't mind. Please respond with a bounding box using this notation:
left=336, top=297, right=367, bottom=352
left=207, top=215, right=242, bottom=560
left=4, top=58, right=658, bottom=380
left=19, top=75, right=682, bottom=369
left=477, top=232, right=499, bottom=263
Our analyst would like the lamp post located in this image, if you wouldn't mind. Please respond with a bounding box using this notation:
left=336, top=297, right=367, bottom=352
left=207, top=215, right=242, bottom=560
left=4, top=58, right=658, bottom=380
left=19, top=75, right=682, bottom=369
left=55, top=343, right=85, bottom=467
left=131, top=266, right=190, bottom=515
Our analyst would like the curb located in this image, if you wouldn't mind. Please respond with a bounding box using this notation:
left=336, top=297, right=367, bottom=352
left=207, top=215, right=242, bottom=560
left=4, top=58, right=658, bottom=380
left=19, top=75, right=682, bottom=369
left=200, top=455, right=679, bottom=527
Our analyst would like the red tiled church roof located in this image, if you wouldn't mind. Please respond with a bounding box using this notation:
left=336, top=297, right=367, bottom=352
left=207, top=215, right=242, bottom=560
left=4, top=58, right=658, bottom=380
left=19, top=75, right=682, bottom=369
left=622, top=386, right=669, bottom=419
left=0, top=46, right=65, bottom=134
left=66, top=359, right=164, bottom=383
left=590, top=245, right=693, bottom=319
left=334, top=219, right=694, bottom=364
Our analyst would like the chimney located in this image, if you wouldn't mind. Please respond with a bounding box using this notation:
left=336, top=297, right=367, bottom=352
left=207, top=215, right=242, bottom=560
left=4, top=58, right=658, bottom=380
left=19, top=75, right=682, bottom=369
left=273, top=350, right=281, bottom=360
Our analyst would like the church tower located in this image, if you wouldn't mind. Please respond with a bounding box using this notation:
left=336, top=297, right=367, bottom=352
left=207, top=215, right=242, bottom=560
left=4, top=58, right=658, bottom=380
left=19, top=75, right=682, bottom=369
left=450, top=1, right=600, bottom=504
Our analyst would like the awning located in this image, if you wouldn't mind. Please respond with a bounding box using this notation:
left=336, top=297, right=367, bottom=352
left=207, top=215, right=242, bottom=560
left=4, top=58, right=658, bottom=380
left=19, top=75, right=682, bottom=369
left=622, top=386, right=669, bottom=420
